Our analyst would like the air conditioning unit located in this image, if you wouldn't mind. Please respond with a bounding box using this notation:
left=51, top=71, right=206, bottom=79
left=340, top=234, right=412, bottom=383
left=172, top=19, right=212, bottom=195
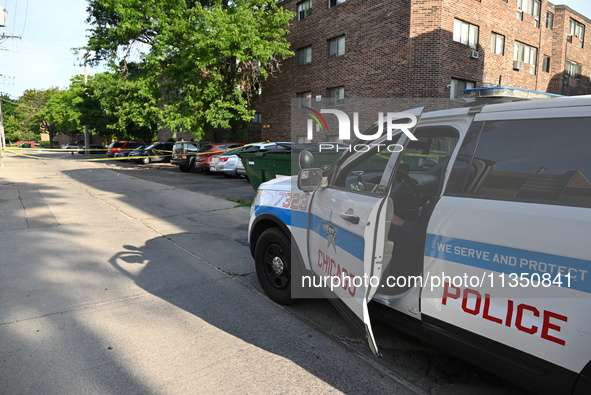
left=567, top=35, right=573, bottom=43
left=513, top=60, right=523, bottom=70
left=470, top=50, right=480, bottom=59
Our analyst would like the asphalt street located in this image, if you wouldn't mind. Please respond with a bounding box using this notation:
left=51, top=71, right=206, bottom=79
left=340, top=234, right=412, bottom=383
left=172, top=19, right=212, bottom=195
left=0, top=150, right=525, bottom=394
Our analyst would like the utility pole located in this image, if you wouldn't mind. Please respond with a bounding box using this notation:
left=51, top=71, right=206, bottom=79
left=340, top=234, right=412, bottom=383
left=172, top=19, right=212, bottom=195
left=83, top=55, right=90, bottom=155
left=0, top=7, right=21, bottom=167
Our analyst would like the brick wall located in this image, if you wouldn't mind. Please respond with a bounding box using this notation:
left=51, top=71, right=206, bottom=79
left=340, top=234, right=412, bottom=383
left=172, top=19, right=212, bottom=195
left=260, top=0, right=591, bottom=141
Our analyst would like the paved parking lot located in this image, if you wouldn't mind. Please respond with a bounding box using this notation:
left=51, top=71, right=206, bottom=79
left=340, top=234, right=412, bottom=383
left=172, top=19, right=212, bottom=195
left=0, top=151, right=525, bottom=394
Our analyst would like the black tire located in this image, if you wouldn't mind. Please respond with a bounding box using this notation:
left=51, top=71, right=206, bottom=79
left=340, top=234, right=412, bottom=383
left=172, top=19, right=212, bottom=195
left=255, top=228, right=293, bottom=305
left=179, top=164, right=190, bottom=172
left=140, top=157, right=150, bottom=164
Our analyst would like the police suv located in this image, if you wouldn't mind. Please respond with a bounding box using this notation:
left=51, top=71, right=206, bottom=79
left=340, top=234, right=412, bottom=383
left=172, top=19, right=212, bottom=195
left=248, top=88, right=591, bottom=394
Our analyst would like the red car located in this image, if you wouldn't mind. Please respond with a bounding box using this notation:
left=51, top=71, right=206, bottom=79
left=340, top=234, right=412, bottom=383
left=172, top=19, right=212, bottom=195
left=194, top=143, right=244, bottom=173
left=107, top=141, right=141, bottom=157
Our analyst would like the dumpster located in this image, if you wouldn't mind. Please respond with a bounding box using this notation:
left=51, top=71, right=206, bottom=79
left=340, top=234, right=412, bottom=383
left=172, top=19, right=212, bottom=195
left=19, top=143, right=32, bottom=148
left=238, top=143, right=345, bottom=190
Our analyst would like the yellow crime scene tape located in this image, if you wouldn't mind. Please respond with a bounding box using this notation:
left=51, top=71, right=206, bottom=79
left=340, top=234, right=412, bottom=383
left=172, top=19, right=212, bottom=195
left=0, top=141, right=273, bottom=161
left=0, top=147, right=170, bottom=162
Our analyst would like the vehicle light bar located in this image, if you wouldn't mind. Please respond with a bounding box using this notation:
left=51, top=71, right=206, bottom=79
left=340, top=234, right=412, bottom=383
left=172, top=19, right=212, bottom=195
left=462, top=87, right=564, bottom=102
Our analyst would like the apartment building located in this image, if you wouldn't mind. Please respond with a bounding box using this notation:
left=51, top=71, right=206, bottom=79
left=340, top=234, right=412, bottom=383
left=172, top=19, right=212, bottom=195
left=259, top=0, right=591, bottom=141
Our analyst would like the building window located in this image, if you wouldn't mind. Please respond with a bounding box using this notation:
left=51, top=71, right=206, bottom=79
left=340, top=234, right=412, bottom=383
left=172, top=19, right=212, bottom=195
left=328, top=36, right=345, bottom=58
left=328, top=0, right=345, bottom=7
left=297, top=46, right=312, bottom=65
left=450, top=79, right=475, bottom=99
left=565, top=60, right=582, bottom=78
left=517, top=0, right=541, bottom=27
left=514, top=41, right=538, bottom=73
left=326, top=86, right=344, bottom=105
left=569, top=19, right=585, bottom=47
left=453, top=19, right=479, bottom=48
left=297, top=0, right=312, bottom=21
left=296, top=91, right=312, bottom=108
left=546, top=12, right=554, bottom=30
left=490, top=32, right=505, bottom=55
left=542, top=55, right=551, bottom=73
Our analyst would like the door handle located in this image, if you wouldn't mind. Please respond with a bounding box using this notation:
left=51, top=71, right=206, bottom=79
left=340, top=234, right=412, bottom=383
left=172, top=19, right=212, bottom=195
left=340, top=211, right=360, bottom=224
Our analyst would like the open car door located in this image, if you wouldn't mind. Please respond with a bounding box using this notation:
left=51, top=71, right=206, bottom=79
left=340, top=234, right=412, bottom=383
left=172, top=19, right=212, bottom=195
left=304, top=109, right=423, bottom=355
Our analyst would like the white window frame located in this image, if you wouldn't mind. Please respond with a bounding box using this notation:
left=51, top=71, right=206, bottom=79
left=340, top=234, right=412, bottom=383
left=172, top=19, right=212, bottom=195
left=490, top=32, right=505, bottom=55
left=514, top=41, right=538, bottom=73
left=453, top=19, right=479, bottom=48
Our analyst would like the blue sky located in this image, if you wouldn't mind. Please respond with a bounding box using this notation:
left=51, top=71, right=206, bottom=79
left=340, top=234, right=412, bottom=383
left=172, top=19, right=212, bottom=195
left=0, top=0, right=590, bottom=99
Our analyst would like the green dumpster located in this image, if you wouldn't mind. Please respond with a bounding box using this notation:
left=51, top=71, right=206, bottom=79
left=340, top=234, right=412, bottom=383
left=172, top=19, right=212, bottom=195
left=19, top=143, right=32, bottom=148
left=239, top=144, right=344, bottom=190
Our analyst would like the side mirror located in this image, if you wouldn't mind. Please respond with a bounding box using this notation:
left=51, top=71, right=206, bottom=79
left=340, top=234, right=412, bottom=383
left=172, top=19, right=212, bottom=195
left=299, top=150, right=314, bottom=169
left=297, top=168, right=324, bottom=192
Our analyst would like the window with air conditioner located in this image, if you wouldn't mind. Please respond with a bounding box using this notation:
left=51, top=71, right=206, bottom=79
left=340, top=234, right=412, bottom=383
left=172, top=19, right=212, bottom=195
left=569, top=19, right=585, bottom=47
left=517, top=0, right=541, bottom=27
left=514, top=41, right=538, bottom=74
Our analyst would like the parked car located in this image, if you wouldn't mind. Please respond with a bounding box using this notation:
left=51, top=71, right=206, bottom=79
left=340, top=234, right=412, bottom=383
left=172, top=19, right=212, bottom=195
left=114, top=145, right=145, bottom=161
left=131, top=142, right=174, bottom=164
left=170, top=141, right=211, bottom=172
left=210, top=142, right=283, bottom=178
left=61, top=142, right=83, bottom=150
left=78, top=145, right=107, bottom=154
left=107, top=141, right=141, bottom=157
left=194, top=143, right=244, bottom=173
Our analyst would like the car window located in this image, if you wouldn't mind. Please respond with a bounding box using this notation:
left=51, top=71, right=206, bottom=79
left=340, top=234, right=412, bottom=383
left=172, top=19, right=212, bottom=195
left=330, top=132, right=402, bottom=195
left=198, top=145, right=213, bottom=152
left=447, top=117, right=591, bottom=207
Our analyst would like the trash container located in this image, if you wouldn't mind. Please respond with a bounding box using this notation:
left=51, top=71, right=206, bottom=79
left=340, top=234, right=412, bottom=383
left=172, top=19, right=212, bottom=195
left=19, top=143, right=31, bottom=148
left=239, top=144, right=344, bottom=190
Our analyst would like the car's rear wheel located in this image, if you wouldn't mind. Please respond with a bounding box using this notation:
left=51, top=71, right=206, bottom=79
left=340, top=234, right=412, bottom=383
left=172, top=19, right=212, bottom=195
left=255, top=228, right=293, bottom=305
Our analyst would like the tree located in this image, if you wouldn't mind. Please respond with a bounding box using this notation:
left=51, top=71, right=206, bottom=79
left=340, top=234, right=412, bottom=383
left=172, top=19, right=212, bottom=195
left=42, top=86, right=84, bottom=138
left=87, top=71, right=160, bottom=143
left=16, top=88, right=60, bottom=140
left=83, top=0, right=294, bottom=140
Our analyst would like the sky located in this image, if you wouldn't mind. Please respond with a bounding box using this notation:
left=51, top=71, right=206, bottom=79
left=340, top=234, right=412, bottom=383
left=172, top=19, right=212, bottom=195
left=0, top=0, right=590, bottom=99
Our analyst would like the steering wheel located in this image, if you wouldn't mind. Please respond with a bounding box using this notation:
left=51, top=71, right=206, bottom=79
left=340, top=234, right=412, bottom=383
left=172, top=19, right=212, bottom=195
left=391, top=170, right=423, bottom=220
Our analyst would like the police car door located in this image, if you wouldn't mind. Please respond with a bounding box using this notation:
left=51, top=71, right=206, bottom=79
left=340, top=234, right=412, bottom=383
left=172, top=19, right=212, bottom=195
left=306, top=112, right=421, bottom=355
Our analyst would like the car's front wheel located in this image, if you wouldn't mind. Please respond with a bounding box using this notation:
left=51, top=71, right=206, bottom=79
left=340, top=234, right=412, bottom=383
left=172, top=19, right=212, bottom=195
left=140, top=157, right=150, bottom=164
left=255, top=228, right=293, bottom=305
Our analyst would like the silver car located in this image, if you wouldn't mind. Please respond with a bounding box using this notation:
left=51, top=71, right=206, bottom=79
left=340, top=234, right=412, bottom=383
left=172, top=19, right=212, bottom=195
left=210, top=143, right=283, bottom=177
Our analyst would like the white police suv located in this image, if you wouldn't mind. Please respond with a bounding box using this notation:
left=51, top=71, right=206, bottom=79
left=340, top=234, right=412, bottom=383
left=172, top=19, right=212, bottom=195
left=248, top=88, right=591, bottom=394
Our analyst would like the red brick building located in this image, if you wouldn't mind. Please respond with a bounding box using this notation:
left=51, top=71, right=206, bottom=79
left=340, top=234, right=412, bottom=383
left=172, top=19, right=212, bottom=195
left=260, top=0, right=591, bottom=141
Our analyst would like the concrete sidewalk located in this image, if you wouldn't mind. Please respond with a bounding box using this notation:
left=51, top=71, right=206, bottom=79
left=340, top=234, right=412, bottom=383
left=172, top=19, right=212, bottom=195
left=0, top=152, right=416, bottom=395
